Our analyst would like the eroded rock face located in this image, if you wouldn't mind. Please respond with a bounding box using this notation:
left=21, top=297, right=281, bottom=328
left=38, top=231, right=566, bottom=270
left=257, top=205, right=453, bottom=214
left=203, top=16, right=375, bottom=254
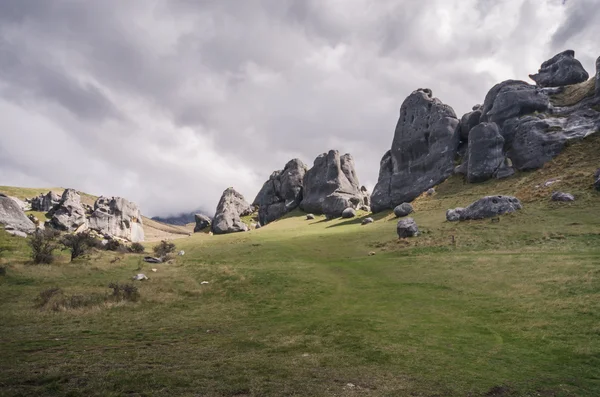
left=371, top=89, right=459, bottom=212
left=397, top=217, right=418, bottom=238
left=480, top=80, right=550, bottom=127
left=212, top=188, right=253, bottom=235
left=253, top=159, right=307, bottom=225
left=446, top=196, right=522, bottom=221
left=0, top=193, right=36, bottom=234
left=31, top=191, right=61, bottom=212
left=194, top=214, right=212, bottom=232
left=88, top=196, right=144, bottom=242
left=300, top=150, right=366, bottom=217
left=50, top=189, right=88, bottom=232
left=529, top=50, right=589, bottom=88
left=467, top=122, right=505, bottom=182
left=459, top=105, right=483, bottom=141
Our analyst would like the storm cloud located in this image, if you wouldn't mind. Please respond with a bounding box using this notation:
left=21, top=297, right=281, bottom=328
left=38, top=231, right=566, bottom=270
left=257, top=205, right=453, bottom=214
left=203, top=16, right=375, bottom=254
left=0, top=0, right=597, bottom=216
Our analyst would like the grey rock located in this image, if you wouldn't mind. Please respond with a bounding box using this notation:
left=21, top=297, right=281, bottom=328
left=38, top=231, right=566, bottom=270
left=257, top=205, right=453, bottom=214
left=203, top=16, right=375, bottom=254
left=132, top=273, right=148, bottom=281
left=495, top=158, right=515, bottom=179
left=361, top=217, right=374, bottom=225
left=544, top=178, right=561, bottom=187
left=341, top=208, right=356, bottom=218
left=596, top=56, right=600, bottom=98
left=397, top=217, right=419, bottom=238
left=253, top=159, right=307, bottom=225
left=5, top=227, right=28, bottom=238
left=467, top=122, right=505, bottom=183
left=393, top=203, right=413, bottom=218
left=178, top=250, right=185, bottom=256
left=480, top=80, right=550, bottom=127
left=49, top=189, right=88, bottom=232
left=255, top=222, right=261, bottom=229
left=212, top=188, right=252, bottom=235
left=595, top=168, right=600, bottom=191
left=359, top=205, right=370, bottom=212
left=88, top=196, right=144, bottom=242
left=529, top=50, right=589, bottom=88
left=193, top=214, right=212, bottom=232
left=306, top=213, right=315, bottom=220
left=0, top=195, right=36, bottom=234
left=360, top=186, right=371, bottom=207
left=459, top=105, right=482, bottom=141
left=446, top=195, right=522, bottom=221
left=426, top=188, right=435, bottom=196
left=371, top=89, right=459, bottom=212
left=144, top=256, right=162, bottom=263
left=8, top=196, right=30, bottom=211
left=551, top=191, right=575, bottom=202
left=31, top=191, right=61, bottom=212
left=300, top=150, right=365, bottom=217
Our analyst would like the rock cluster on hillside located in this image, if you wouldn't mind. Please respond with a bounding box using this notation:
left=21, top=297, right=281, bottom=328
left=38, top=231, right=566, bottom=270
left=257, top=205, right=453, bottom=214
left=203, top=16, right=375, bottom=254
left=49, top=189, right=88, bottom=232
left=0, top=194, right=36, bottom=236
left=194, top=214, right=212, bottom=232
left=31, top=191, right=61, bottom=212
left=212, top=188, right=254, bottom=235
left=88, top=196, right=145, bottom=242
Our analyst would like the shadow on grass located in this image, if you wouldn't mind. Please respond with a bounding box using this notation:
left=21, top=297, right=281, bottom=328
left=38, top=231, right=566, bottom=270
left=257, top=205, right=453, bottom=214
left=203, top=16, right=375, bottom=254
left=326, top=210, right=394, bottom=229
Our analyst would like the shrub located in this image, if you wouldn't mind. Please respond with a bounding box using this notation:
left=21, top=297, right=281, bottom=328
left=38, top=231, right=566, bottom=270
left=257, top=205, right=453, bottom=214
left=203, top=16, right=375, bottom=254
left=28, top=229, right=60, bottom=264
left=35, top=283, right=140, bottom=311
left=104, top=239, right=123, bottom=252
left=61, top=231, right=96, bottom=261
left=0, top=266, right=6, bottom=276
left=153, top=240, right=176, bottom=259
left=108, top=282, right=140, bottom=302
left=129, top=242, right=145, bottom=254
left=35, top=287, right=63, bottom=307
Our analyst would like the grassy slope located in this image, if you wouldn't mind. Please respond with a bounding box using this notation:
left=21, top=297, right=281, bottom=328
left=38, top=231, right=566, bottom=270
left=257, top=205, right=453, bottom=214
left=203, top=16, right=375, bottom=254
left=1, top=136, right=600, bottom=396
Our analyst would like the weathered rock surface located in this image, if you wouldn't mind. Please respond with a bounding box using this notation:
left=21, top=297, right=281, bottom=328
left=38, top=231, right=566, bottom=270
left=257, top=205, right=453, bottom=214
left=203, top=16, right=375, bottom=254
left=0, top=193, right=36, bottom=234
left=300, top=150, right=366, bottom=217
left=595, top=168, right=600, bottom=191
left=426, top=188, right=435, bottom=196
left=397, top=217, right=419, bottom=238
left=361, top=217, right=374, bottom=225
left=194, top=214, right=212, bottom=232
left=212, top=188, right=253, bottom=235
left=371, top=89, right=459, bottom=212
left=253, top=159, right=307, bottom=225
left=31, top=191, right=61, bottom=212
left=393, top=203, right=413, bottom=218
left=459, top=105, right=482, bottom=141
left=529, top=50, right=589, bottom=88
left=596, top=56, right=600, bottom=98
left=88, top=196, right=145, bottom=242
left=551, top=191, right=575, bottom=202
left=446, top=196, right=522, bottom=221
left=467, top=122, right=505, bottom=182
left=341, top=208, right=356, bottom=218
left=50, top=189, right=88, bottom=232
left=9, top=196, right=30, bottom=212
left=480, top=80, right=550, bottom=127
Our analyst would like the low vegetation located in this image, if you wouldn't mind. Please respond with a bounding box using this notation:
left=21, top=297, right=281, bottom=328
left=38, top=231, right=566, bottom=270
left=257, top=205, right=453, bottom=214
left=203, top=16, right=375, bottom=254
left=28, top=229, right=60, bottom=264
left=153, top=239, right=176, bottom=259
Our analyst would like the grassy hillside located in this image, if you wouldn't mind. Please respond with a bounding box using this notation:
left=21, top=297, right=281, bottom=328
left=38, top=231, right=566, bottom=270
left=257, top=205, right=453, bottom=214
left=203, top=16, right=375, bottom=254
left=1, top=136, right=600, bottom=396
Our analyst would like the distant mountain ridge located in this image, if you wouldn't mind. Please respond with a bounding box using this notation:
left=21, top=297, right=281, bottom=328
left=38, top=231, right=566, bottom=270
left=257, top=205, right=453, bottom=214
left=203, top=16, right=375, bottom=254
left=152, top=210, right=212, bottom=226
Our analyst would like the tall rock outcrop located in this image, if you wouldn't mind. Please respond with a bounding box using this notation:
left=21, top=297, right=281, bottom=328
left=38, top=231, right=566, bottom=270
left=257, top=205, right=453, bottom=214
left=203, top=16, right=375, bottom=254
left=0, top=193, right=36, bottom=235
left=467, top=122, right=505, bottom=182
left=31, top=191, right=61, bottom=212
left=49, top=189, right=88, bottom=232
left=300, top=150, right=367, bottom=217
left=371, top=89, right=460, bottom=213
left=596, top=56, right=600, bottom=98
left=88, top=196, right=145, bottom=242
left=212, top=188, right=253, bottom=235
left=253, top=159, right=307, bottom=225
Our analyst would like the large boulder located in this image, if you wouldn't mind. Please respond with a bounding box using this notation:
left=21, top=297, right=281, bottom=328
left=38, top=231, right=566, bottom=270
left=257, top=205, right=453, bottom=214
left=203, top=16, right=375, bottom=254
left=49, top=189, right=88, bottom=232
left=31, top=191, right=61, bottom=212
left=193, top=214, right=212, bottom=232
left=397, top=217, right=419, bottom=238
left=446, top=195, right=522, bottom=221
left=551, top=192, right=575, bottom=202
left=529, top=50, right=589, bottom=88
left=393, top=203, right=413, bottom=218
left=0, top=193, right=36, bottom=234
left=480, top=80, right=550, bottom=127
left=300, top=150, right=366, bottom=217
left=88, top=196, right=145, bottom=242
left=253, top=159, right=307, bottom=225
left=341, top=208, right=356, bottom=218
left=371, top=89, right=460, bottom=213
left=212, top=188, right=253, bottom=235
left=467, top=122, right=505, bottom=182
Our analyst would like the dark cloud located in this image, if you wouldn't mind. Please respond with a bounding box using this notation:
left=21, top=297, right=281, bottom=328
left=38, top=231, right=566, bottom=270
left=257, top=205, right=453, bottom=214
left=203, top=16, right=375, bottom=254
left=0, top=0, right=597, bottom=217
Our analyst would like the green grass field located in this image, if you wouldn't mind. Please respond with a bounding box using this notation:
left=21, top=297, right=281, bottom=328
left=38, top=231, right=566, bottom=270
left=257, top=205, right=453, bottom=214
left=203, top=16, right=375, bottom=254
left=1, top=137, right=600, bottom=396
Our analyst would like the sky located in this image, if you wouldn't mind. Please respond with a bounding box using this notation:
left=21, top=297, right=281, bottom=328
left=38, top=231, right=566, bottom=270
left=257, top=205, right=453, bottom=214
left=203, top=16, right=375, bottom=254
left=0, top=0, right=598, bottom=217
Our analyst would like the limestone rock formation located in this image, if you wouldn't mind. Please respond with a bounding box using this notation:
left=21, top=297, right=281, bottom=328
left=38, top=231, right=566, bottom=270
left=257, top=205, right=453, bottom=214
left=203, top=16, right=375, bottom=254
left=371, top=89, right=460, bottom=213
left=212, top=188, right=253, bottom=235
left=341, top=208, right=356, bottom=218
left=300, top=150, right=366, bottom=217
left=0, top=193, right=36, bottom=234
left=194, top=214, right=212, bottom=232
left=397, top=217, right=419, bottom=238
left=459, top=105, right=483, bottom=141
left=529, top=50, right=589, bottom=88
left=480, top=80, right=550, bottom=127
left=467, top=122, right=505, bottom=182
left=88, top=196, right=144, bottom=242
left=393, top=203, right=413, bottom=218
left=49, top=189, right=88, bottom=232
left=551, top=192, right=575, bottom=202
left=31, top=191, right=61, bottom=212
left=446, top=196, right=522, bottom=222
left=253, top=159, right=307, bottom=225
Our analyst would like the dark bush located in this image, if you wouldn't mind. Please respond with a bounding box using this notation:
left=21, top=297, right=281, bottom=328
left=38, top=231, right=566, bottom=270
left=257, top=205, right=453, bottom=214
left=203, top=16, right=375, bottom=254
left=28, top=229, right=60, bottom=264
left=153, top=240, right=176, bottom=259
left=104, top=239, right=123, bottom=252
left=61, top=231, right=96, bottom=261
left=129, top=242, right=145, bottom=253
left=108, top=282, right=140, bottom=302
left=0, top=266, right=6, bottom=276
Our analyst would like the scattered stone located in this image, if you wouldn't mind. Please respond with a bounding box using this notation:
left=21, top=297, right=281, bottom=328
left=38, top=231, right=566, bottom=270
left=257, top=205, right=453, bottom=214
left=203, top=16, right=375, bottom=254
left=480, top=80, right=550, bottom=127
left=132, top=273, right=148, bottom=281
left=201, top=281, right=209, bottom=285
left=255, top=223, right=261, bottom=229
left=143, top=256, right=162, bottom=263
left=341, top=208, right=356, bottom=218
left=178, top=250, right=185, bottom=256
left=446, top=195, right=522, bottom=221
left=212, top=188, right=253, bottom=235
left=88, top=196, right=144, bottom=242
left=302, top=353, right=310, bottom=357
left=361, top=217, right=374, bottom=225
left=368, top=251, right=376, bottom=256
left=151, top=268, right=157, bottom=272
left=306, top=213, right=315, bottom=220
left=0, top=194, right=36, bottom=234
left=393, top=203, right=413, bottom=218
left=426, top=188, right=435, bottom=196
left=49, top=189, right=88, bottom=232
left=551, top=191, right=575, bottom=202
left=371, top=89, right=459, bottom=212
left=529, top=50, right=589, bottom=88
left=397, top=217, right=419, bottom=238
left=467, top=122, right=505, bottom=183
left=193, top=214, right=212, bottom=232
left=495, top=158, right=515, bottom=179
left=4, top=226, right=28, bottom=238
left=300, top=150, right=367, bottom=217
left=544, top=178, right=561, bottom=187
left=31, top=191, right=61, bottom=212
